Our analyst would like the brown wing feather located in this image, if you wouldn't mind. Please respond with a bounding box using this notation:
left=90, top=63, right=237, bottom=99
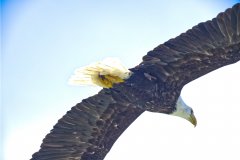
left=141, top=3, right=240, bottom=87
left=31, top=4, right=240, bottom=160
left=31, top=89, right=144, bottom=160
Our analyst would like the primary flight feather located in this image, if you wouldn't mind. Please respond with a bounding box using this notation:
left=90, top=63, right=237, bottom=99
left=31, top=3, right=240, bottom=160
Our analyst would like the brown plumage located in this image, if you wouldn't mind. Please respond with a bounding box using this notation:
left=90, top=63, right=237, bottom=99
left=31, top=3, right=240, bottom=160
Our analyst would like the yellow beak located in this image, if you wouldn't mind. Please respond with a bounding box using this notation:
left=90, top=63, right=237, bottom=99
left=188, top=114, right=197, bottom=127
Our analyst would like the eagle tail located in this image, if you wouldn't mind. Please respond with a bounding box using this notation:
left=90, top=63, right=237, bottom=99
left=68, top=58, right=132, bottom=88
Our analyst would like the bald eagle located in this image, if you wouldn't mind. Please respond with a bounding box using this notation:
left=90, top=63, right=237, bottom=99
left=31, top=3, right=240, bottom=160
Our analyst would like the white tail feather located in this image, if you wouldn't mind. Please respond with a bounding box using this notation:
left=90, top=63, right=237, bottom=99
left=68, top=58, right=131, bottom=86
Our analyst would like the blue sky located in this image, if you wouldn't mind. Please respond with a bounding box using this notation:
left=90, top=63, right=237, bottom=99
left=2, top=1, right=240, bottom=160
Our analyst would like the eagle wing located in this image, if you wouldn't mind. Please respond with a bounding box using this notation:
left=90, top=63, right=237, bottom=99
left=31, top=89, right=144, bottom=160
left=141, top=3, right=240, bottom=88
left=31, top=3, right=240, bottom=160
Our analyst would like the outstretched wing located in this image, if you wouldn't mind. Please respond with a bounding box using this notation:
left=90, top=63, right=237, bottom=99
left=31, top=88, right=144, bottom=160
left=31, top=4, right=240, bottom=160
left=141, top=3, right=240, bottom=87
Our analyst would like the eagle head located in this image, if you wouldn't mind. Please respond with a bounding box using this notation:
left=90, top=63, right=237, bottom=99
left=171, top=96, right=197, bottom=127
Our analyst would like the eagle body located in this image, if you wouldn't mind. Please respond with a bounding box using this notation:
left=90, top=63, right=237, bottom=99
left=31, top=4, right=240, bottom=160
